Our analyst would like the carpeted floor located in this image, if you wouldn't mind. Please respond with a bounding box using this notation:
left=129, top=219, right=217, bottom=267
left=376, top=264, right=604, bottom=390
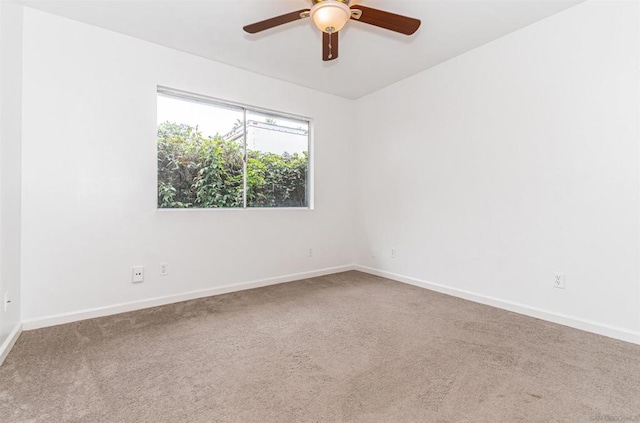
left=1, top=271, right=639, bottom=422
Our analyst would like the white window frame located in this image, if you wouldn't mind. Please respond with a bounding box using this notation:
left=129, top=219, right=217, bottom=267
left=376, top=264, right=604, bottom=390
left=156, top=86, right=314, bottom=211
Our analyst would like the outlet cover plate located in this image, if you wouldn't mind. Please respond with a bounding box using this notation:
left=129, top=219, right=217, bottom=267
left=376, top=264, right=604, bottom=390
left=132, top=266, right=144, bottom=283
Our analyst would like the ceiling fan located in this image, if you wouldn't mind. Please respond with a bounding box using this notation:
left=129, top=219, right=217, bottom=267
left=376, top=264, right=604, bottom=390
left=243, top=0, right=421, bottom=61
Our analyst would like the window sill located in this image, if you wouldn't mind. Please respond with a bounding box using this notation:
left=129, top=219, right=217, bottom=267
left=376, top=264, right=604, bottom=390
left=156, top=207, right=313, bottom=212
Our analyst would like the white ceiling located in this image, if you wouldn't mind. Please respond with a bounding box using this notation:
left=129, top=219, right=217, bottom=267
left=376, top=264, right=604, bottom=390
left=18, top=0, right=582, bottom=99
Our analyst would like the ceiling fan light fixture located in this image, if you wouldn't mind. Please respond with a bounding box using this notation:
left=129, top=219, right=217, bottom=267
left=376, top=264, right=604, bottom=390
left=310, top=0, right=351, bottom=33
left=242, top=0, right=421, bottom=61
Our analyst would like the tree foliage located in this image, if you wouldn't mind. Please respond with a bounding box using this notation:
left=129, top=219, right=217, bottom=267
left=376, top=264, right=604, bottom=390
left=157, top=122, right=308, bottom=208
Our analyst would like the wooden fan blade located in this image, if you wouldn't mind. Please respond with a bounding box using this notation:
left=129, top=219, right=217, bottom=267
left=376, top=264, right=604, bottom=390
left=350, top=5, right=421, bottom=35
left=322, top=31, right=339, bottom=61
left=243, top=9, right=309, bottom=34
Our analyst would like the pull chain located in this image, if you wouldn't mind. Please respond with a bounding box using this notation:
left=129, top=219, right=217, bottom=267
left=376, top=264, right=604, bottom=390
left=327, top=27, right=335, bottom=59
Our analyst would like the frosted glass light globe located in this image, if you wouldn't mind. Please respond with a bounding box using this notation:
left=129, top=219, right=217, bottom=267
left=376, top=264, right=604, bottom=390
left=311, top=1, right=351, bottom=33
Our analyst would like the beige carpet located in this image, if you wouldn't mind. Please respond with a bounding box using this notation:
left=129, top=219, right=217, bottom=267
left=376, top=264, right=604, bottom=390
left=1, top=271, right=639, bottom=422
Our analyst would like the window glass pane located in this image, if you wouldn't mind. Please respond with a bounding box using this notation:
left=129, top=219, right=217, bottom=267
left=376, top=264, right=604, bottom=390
left=245, top=111, right=309, bottom=208
left=157, top=90, right=311, bottom=209
left=157, top=94, right=244, bottom=208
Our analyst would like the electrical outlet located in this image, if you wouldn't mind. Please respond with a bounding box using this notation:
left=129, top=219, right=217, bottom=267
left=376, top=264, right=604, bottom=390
left=307, top=248, right=313, bottom=257
left=159, top=263, right=168, bottom=276
left=391, top=248, right=397, bottom=259
left=3, top=292, right=10, bottom=312
left=132, top=266, right=144, bottom=283
left=553, top=272, right=565, bottom=289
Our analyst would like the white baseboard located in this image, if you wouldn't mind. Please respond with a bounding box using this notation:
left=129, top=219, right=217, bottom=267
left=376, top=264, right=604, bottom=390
left=0, top=323, right=23, bottom=366
left=22, top=265, right=355, bottom=331
left=355, top=265, right=640, bottom=345
left=21, top=264, right=640, bottom=346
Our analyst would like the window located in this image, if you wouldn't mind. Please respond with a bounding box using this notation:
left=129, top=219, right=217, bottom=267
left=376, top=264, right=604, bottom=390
left=157, top=88, right=310, bottom=209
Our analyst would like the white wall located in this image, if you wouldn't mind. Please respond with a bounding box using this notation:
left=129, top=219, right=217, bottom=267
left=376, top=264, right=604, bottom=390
left=0, top=1, right=23, bottom=351
left=355, top=0, right=640, bottom=340
left=20, top=8, right=356, bottom=324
